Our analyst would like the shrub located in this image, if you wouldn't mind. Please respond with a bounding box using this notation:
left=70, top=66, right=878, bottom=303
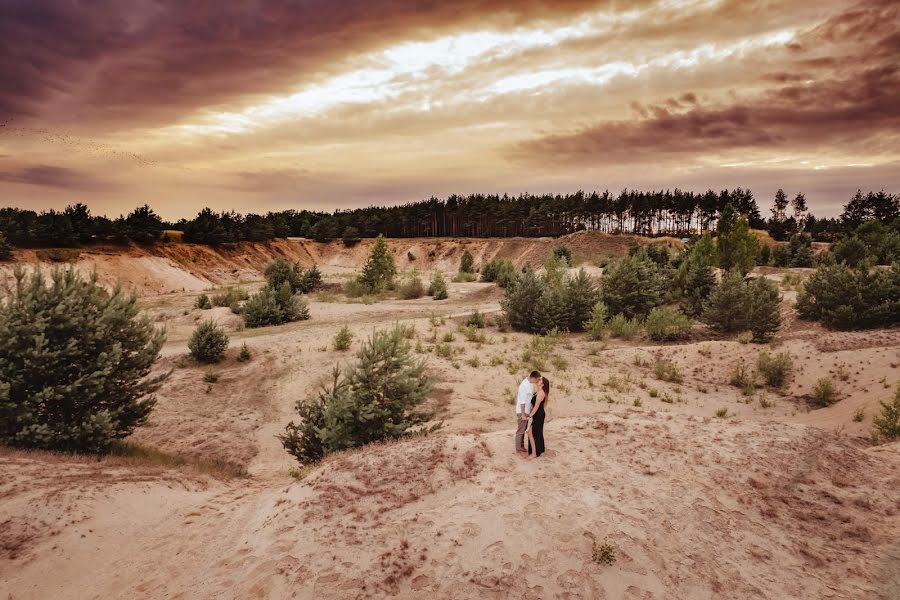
left=831, top=235, right=870, bottom=268
left=465, top=309, right=486, bottom=328
left=730, top=362, right=755, bottom=395
left=757, top=351, right=792, bottom=387
left=812, top=377, right=836, bottom=407
left=264, top=259, right=322, bottom=294
left=773, top=234, right=813, bottom=268
left=237, top=343, right=251, bottom=362
left=0, top=268, right=167, bottom=453
left=502, top=267, right=599, bottom=334
left=275, top=281, right=310, bottom=322
left=333, top=325, right=353, bottom=351
left=428, top=272, right=449, bottom=300
left=480, top=259, right=517, bottom=287
left=796, top=263, right=900, bottom=329
left=343, top=278, right=369, bottom=298
left=653, top=359, right=683, bottom=383
left=189, top=319, right=229, bottom=363
left=702, top=273, right=781, bottom=342
left=195, top=293, right=212, bottom=310
left=203, top=371, right=221, bottom=383
left=243, top=287, right=283, bottom=327
left=607, top=313, right=642, bottom=340
left=279, top=326, right=434, bottom=464
left=460, top=250, right=475, bottom=274
left=584, top=301, right=608, bottom=339
left=211, top=287, right=249, bottom=308
left=601, top=249, right=670, bottom=319
left=872, top=385, right=900, bottom=443
left=452, top=272, right=477, bottom=283
left=553, top=245, right=573, bottom=265
left=359, top=235, right=396, bottom=293
left=399, top=273, right=425, bottom=299
left=644, top=308, right=692, bottom=342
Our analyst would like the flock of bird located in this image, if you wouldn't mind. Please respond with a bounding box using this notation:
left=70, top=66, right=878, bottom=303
left=0, top=116, right=158, bottom=168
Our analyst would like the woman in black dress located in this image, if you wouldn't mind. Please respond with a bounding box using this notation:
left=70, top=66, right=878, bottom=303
left=524, top=376, right=549, bottom=459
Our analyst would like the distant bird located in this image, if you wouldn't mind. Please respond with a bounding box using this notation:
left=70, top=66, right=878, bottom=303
left=0, top=123, right=158, bottom=168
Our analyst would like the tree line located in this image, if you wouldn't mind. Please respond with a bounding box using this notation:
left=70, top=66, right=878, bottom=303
left=1, top=189, right=897, bottom=251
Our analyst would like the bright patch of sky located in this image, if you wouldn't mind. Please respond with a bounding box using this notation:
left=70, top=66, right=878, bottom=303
left=170, top=10, right=794, bottom=137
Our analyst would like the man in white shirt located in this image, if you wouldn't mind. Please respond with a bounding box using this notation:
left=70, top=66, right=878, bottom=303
left=515, top=370, right=541, bottom=455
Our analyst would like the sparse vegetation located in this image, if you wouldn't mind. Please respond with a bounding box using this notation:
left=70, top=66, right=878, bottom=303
left=853, top=407, right=865, bottom=422
left=465, top=309, right=486, bottom=328
left=715, top=407, right=730, bottom=418
left=399, top=272, right=426, bottom=299
left=237, top=343, right=251, bottom=362
left=606, top=313, right=642, bottom=340
left=757, top=351, right=792, bottom=388
left=730, top=362, right=755, bottom=396
left=333, top=325, right=354, bottom=351
left=203, top=371, right=221, bottom=383
left=812, top=377, right=837, bottom=407
left=189, top=319, right=230, bottom=363
left=653, top=358, right=683, bottom=383
left=0, top=268, right=167, bottom=453
left=644, top=307, right=692, bottom=342
left=195, top=293, right=212, bottom=309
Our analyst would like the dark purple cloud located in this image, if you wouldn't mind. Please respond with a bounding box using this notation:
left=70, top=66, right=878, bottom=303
left=0, top=164, right=115, bottom=191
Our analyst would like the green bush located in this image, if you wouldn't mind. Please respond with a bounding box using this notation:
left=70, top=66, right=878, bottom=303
left=465, top=309, right=485, bottom=328
left=502, top=267, right=599, bottom=334
left=399, top=273, right=425, bottom=299
left=189, top=319, right=230, bottom=363
left=195, top=293, right=212, bottom=310
left=342, top=226, right=360, bottom=247
left=644, top=307, right=692, bottom=342
left=607, top=313, right=642, bottom=340
left=872, top=385, right=900, bottom=443
left=702, top=273, right=781, bottom=342
left=243, top=287, right=283, bottom=327
left=831, top=235, right=870, bottom=268
left=757, top=351, right=792, bottom=387
left=811, top=377, right=836, bottom=407
left=279, top=326, right=434, bottom=464
left=460, top=250, right=475, bottom=274
left=211, top=287, right=249, bottom=307
left=796, top=263, right=900, bottom=329
left=480, top=259, right=517, bottom=288
left=203, top=371, right=221, bottom=383
left=583, top=301, right=608, bottom=339
left=264, top=259, right=322, bottom=294
left=237, top=343, right=251, bottom=362
left=772, top=234, right=813, bottom=268
left=359, top=235, right=396, bottom=293
left=428, top=272, right=449, bottom=300
left=333, top=325, right=354, bottom=351
left=553, top=244, right=573, bottom=265
left=0, top=268, right=167, bottom=453
left=601, top=248, right=670, bottom=319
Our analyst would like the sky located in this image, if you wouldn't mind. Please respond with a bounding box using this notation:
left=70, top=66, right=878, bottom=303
left=1, top=0, right=898, bottom=220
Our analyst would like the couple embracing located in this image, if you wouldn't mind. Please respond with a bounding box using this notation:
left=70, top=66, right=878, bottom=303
left=515, top=370, right=549, bottom=459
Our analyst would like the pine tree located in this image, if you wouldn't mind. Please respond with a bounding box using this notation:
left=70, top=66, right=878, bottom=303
left=872, top=385, right=900, bottom=443
left=459, top=250, right=474, bottom=274
left=276, top=280, right=310, bottom=322
left=600, top=249, right=669, bottom=319
left=427, top=272, right=449, bottom=300
left=188, top=319, right=229, bottom=363
left=0, top=268, right=167, bottom=453
left=771, top=189, right=788, bottom=222
left=564, top=268, right=600, bottom=331
left=264, top=258, right=303, bottom=292
left=746, top=276, right=782, bottom=342
left=678, top=234, right=717, bottom=316
left=243, top=287, right=283, bottom=328
left=716, top=203, right=759, bottom=275
left=791, top=192, right=808, bottom=231
left=280, top=326, right=433, bottom=463
left=502, top=269, right=543, bottom=332
left=701, top=271, right=750, bottom=334
left=359, top=235, right=396, bottom=292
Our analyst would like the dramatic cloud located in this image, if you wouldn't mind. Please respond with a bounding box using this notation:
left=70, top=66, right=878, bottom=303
left=0, top=0, right=897, bottom=218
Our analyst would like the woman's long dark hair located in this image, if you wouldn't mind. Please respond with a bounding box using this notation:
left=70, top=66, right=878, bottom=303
left=541, top=377, right=550, bottom=406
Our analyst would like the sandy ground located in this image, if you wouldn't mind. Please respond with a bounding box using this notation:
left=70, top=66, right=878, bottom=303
left=2, top=238, right=900, bottom=599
